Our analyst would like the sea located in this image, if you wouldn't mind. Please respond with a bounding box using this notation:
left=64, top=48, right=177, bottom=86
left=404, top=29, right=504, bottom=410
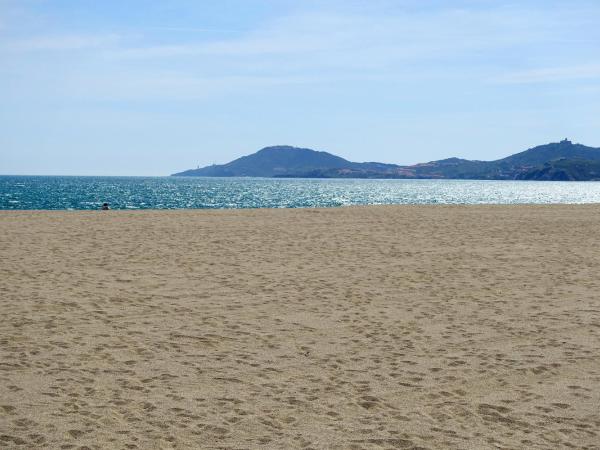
left=2, top=175, right=600, bottom=210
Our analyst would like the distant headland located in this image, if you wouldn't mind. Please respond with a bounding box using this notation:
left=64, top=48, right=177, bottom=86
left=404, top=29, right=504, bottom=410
left=172, top=139, right=600, bottom=181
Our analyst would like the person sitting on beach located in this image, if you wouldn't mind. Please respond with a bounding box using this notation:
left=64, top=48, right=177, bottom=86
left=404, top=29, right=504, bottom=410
left=101, top=202, right=110, bottom=210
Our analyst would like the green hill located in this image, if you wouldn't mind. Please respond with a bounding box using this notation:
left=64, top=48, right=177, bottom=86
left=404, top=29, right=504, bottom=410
left=516, top=158, right=600, bottom=181
left=173, top=146, right=361, bottom=177
left=172, top=139, right=600, bottom=181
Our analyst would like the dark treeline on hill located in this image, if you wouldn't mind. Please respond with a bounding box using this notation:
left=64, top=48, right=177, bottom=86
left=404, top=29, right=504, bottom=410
left=172, top=139, right=600, bottom=181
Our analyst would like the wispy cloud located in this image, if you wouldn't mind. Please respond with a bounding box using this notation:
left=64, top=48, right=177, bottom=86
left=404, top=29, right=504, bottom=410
left=492, top=64, right=600, bottom=84
left=101, top=4, right=589, bottom=82
left=1, top=33, right=120, bottom=52
left=3, top=2, right=600, bottom=99
left=141, top=26, right=242, bottom=33
left=68, top=72, right=329, bottom=101
left=109, top=8, right=554, bottom=60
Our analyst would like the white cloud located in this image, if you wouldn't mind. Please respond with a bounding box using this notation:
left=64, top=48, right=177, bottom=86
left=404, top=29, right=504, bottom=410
left=49, top=71, right=330, bottom=101
left=491, top=64, right=600, bottom=84
left=3, top=2, right=599, bottom=102
left=99, top=4, right=586, bottom=88
left=109, top=6, right=566, bottom=60
left=1, top=33, right=120, bottom=52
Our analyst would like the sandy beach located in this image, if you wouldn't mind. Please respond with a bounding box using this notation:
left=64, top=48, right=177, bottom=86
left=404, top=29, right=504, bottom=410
left=1, top=205, right=599, bottom=449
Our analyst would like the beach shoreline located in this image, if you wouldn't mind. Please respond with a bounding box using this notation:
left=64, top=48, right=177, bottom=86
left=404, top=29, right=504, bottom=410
left=1, top=205, right=599, bottom=448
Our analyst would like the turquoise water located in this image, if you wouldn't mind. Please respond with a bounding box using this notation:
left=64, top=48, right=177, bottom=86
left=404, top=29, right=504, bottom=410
left=2, top=176, right=600, bottom=210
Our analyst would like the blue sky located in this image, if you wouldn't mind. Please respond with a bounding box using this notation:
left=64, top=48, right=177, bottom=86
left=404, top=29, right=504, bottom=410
left=1, top=0, right=599, bottom=175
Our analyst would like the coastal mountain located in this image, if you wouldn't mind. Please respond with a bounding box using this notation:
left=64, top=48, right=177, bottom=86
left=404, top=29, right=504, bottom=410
left=172, top=145, right=399, bottom=177
left=405, top=140, right=600, bottom=180
left=516, top=158, right=600, bottom=181
left=172, top=140, right=600, bottom=181
left=174, top=146, right=353, bottom=177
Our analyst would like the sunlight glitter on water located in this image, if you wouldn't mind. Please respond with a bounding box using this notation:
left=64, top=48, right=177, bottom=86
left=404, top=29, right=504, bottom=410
left=1, top=176, right=600, bottom=210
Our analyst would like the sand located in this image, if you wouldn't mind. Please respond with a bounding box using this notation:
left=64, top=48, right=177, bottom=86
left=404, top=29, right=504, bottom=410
left=1, top=205, right=599, bottom=449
